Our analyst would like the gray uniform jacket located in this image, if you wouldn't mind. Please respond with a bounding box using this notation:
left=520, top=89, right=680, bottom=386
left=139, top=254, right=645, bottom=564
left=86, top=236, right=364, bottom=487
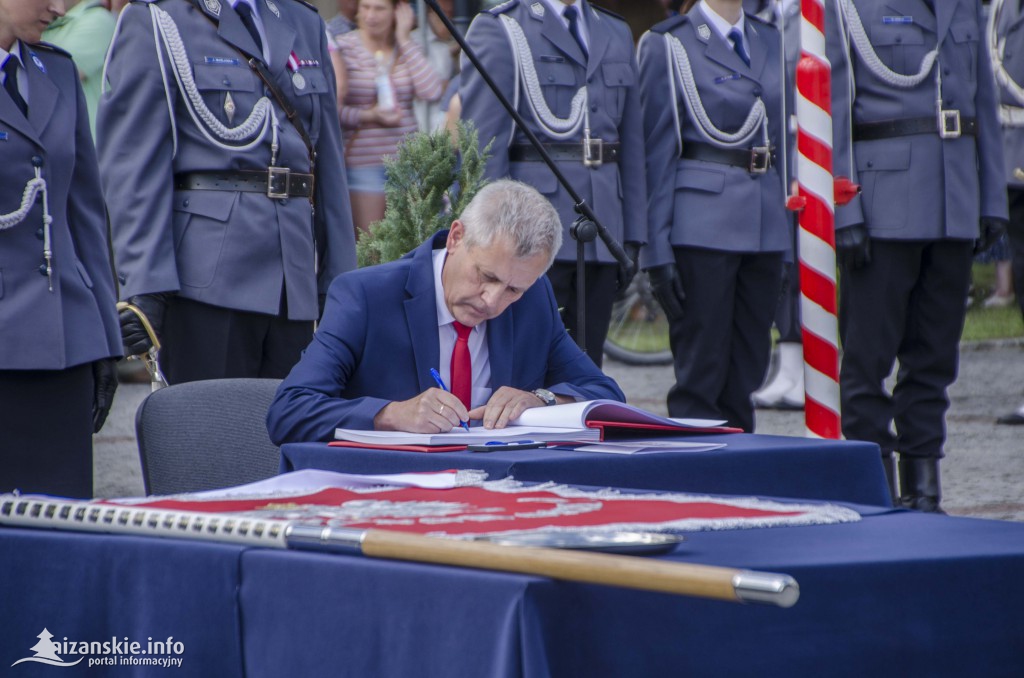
left=98, top=0, right=355, bottom=321
left=827, top=0, right=1007, bottom=239
left=460, top=0, right=647, bottom=264
left=638, top=10, right=791, bottom=268
left=991, top=0, right=1024, bottom=188
left=0, top=43, right=121, bottom=370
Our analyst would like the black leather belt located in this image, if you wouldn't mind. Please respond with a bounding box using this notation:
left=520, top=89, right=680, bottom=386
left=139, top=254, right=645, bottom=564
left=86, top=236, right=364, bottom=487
left=853, top=115, right=978, bottom=142
left=173, top=169, right=314, bottom=199
left=509, top=142, right=621, bottom=165
left=681, top=142, right=775, bottom=174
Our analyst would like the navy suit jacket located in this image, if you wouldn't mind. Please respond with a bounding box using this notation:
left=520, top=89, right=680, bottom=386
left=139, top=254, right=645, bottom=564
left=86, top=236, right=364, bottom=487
left=267, top=231, right=625, bottom=443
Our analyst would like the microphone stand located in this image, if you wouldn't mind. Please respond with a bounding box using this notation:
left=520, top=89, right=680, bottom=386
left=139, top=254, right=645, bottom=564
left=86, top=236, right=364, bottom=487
left=422, top=0, right=636, bottom=355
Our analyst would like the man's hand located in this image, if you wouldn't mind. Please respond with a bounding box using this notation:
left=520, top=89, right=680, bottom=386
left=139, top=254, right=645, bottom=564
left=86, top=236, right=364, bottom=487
left=373, top=388, right=469, bottom=433
left=975, top=217, right=1008, bottom=255
left=468, top=386, right=547, bottom=429
left=647, top=263, right=685, bottom=322
left=92, top=358, right=119, bottom=433
left=118, top=293, right=171, bottom=357
left=617, top=241, right=641, bottom=292
left=835, top=224, right=871, bottom=269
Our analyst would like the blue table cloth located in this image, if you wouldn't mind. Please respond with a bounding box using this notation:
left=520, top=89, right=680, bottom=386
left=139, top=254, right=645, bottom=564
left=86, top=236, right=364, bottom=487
left=3, top=503, right=1023, bottom=676
left=282, top=433, right=892, bottom=506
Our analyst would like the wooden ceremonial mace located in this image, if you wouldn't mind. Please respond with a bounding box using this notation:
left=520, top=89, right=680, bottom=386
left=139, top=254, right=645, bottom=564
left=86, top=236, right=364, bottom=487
left=286, top=525, right=801, bottom=607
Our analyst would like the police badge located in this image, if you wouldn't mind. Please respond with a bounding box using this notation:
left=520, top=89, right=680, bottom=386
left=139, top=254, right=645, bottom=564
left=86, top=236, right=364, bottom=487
left=530, top=2, right=545, bottom=18
left=265, top=0, right=280, bottom=18
left=204, top=0, right=221, bottom=16
left=698, top=24, right=711, bottom=41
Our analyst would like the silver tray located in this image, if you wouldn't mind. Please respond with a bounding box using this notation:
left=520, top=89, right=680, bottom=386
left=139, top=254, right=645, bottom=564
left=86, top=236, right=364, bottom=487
left=476, top=531, right=684, bottom=555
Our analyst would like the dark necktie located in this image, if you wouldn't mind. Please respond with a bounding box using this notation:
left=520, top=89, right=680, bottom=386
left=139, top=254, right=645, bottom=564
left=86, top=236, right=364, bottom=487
left=450, top=322, right=473, bottom=410
left=3, top=58, right=27, bottom=117
left=564, top=6, right=588, bottom=60
left=728, top=27, right=750, bottom=67
left=235, top=2, right=264, bottom=53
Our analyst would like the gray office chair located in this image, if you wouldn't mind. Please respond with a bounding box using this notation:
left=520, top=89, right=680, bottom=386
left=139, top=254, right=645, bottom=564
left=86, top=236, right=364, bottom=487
left=135, top=378, right=284, bottom=495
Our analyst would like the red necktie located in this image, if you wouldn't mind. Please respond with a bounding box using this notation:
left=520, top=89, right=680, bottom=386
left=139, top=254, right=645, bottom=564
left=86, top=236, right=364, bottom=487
left=450, top=322, right=472, bottom=409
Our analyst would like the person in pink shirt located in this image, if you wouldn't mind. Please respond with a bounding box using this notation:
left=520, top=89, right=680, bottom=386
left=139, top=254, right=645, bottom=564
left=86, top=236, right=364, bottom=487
left=331, top=0, right=443, bottom=237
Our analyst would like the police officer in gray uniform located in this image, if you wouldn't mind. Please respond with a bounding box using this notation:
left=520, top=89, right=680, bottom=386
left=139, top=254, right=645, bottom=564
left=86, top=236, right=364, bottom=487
left=990, top=0, right=1024, bottom=425
left=827, top=0, right=1007, bottom=510
left=1, top=0, right=122, bottom=498
left=459, top=0, right=649, bottom=367
left=98, top=0, right=356, bottom=384
left=639, top=0, right=791, bottom=432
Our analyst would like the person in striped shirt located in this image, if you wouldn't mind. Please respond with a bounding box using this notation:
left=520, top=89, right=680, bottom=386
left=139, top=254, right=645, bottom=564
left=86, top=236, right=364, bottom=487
left=331, top=0, right=444, bottom=236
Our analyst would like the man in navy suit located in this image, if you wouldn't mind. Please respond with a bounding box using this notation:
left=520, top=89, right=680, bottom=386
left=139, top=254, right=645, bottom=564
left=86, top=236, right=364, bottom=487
left=267, top=180, right=624, bottom=444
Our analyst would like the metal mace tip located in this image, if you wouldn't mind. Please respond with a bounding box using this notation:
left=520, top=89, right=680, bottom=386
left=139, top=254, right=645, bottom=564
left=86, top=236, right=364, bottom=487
left=732, top=571, right=800, bottom=608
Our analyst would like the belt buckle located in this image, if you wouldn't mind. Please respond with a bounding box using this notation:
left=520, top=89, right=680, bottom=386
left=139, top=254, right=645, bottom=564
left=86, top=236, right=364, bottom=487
left=749, top=146, right=770, bottom=174
left=939, top=110, right=961, bottom=139
left=582, top=138, right=603, bottom=167
left=267, top=166, right=290, bottom=199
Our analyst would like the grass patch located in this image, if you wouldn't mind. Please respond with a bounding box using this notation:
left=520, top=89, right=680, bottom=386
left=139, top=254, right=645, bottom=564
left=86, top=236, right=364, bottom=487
left=966, top=263, right=1023, bottom=342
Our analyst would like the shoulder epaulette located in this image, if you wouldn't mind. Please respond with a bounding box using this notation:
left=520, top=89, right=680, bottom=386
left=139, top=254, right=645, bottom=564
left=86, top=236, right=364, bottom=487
left=651, top=14, right=688, bottom=35
left=30, top=42, right=73, bottom=59
left=591, top=4, right=626, bottom=23
left=487, top=0, right=519, bottom=15
left=291, top=0, right=319, bottom=13
left=745, top=12, right=777, bottom=30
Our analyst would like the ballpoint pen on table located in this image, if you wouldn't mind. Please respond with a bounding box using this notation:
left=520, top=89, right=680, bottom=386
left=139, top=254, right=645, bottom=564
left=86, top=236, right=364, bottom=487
left=429, top=368, right=471, bottom=431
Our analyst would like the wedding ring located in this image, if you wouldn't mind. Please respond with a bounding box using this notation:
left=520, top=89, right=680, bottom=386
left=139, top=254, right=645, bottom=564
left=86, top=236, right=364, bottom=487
left=439, top=404, right=445, bottom=416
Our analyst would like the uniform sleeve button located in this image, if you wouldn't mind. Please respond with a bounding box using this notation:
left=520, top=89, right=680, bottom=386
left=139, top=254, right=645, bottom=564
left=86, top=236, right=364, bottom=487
left=38, top=264, right=48, bottom=276
left=31, top=155, right=43, bottom=167
left=118, top=274, right=127, bottom=285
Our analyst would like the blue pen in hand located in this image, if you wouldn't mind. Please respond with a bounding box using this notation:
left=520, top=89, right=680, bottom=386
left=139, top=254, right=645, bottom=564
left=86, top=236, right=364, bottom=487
left=429, top=368, right=471, bottom=431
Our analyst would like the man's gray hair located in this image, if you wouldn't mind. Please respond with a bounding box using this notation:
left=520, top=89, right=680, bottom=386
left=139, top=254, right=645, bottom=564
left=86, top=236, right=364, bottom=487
left=459, top=180, right=563, bottom=267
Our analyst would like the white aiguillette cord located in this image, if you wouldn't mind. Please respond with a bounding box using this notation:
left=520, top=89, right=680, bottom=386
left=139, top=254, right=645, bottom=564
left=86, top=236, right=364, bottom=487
left=0, top=168, right=54, bottom=291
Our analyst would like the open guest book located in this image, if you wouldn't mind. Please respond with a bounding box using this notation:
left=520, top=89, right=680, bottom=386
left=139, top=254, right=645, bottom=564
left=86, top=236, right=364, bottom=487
left=334, top=399, right=740, bottom=446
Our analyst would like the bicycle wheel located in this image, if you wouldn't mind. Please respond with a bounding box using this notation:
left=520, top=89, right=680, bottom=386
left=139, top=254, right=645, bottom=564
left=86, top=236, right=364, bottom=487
left=603, top=272, right=673, bottom=365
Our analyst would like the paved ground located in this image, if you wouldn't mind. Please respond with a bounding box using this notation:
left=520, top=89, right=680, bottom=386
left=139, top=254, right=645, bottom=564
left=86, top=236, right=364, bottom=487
left=94, top=342, right=1024, bottom=521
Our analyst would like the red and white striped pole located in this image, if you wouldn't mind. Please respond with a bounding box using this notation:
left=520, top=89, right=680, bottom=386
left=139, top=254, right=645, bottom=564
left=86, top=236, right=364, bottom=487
left=792, top=0, right=841, bottom=439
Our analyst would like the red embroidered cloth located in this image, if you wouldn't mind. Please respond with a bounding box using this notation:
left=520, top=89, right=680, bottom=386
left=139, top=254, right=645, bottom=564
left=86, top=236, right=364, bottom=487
left=124, top=482, right=859, bottom=537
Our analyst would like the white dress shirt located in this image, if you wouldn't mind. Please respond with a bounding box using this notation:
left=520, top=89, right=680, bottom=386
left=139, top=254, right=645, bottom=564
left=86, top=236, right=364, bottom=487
left=433, top=248, right=493, bottom=409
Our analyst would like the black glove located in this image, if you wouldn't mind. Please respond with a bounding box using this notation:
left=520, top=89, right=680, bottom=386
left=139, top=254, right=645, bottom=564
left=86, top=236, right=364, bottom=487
left=974, top=217, right=1008, bottom=256
left=647, top=263, right=686, bottom=322
left=119, top=293, right=170, bottom=357
left=617, top=242, right=641, bottom=292
left=92, top=358, right=119, bottom=433
left=835, top=224, right=871, bottom=270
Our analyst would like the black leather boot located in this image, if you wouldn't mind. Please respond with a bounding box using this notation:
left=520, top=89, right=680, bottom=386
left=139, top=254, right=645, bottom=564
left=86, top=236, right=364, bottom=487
left=898, top=457, right=943, bottom=513
left=881, top=452, right=898, bottom=506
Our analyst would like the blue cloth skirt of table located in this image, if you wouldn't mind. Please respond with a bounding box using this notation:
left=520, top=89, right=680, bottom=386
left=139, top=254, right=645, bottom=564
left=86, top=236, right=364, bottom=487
left=3, top=501, right=1023, bottom=676
left=282, top=433, right=892, bottom=507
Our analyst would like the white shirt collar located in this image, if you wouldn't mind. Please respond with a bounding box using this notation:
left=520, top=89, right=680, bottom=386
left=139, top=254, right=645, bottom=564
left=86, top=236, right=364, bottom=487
left=697, top=0, right=746, bottom=43
left=1, top=41, right=24, bottom=70
left=433, top=247, right=457, bottom=328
